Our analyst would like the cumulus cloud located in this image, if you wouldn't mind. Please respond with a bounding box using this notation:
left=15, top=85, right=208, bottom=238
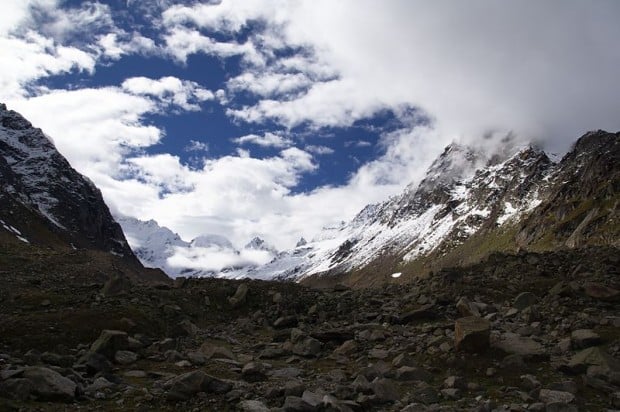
left=97, top=32, right=157, bottom=60
left=121, top=76, right=214, bottom=111
left=232, top=132, right=293, bottom=148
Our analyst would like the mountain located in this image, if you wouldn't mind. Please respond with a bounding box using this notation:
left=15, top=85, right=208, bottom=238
left=116, top=216, right=278, bottom=278
left=0, top=103, right=133, bottom=257
left=0, top=103, right=167, bottom=283
left=249, top=131, right=619, bottom=286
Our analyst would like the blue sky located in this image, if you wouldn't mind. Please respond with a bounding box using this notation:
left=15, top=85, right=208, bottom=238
left=2, top=0, right=620, bottom=252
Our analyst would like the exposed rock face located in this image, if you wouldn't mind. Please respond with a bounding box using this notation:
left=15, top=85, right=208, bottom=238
left=0, top=103, right=137, bottom=259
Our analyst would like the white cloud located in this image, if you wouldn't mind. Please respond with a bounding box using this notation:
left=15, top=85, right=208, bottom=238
left=97, top=32, right=157, bottom=60
left=121, top=76, right=214, bottom=111
left=305, top=145, right=334, bottom=155
left=227, top=72, right=312, bottom=98
left=163, top=27, right=264, bottom=65
left=232, top=132, right=293, bottom=148
left=174, top=0, right=620, bottom=152
left=185, top=140, right=209, bottom=152
left=0, top=32, right=97, bottom=100
left=167, top=246, right=273, bottom=273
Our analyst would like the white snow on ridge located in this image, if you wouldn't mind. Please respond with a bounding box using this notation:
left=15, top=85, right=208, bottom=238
left=116, top=215, right=278, bottom=278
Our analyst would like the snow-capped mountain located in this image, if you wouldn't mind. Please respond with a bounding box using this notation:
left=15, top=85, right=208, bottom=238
left=116, top=216, right=278, bottom=278
left=249, top=131, right=619, bottom=285
left=0, top=103, right=136, bottom=259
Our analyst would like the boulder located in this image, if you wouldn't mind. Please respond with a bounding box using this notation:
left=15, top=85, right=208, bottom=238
left=292, top=337, right=322, bottom=357
left=165, top=370, right=232, bottom=401
left=228, top=283, right=249, bottom=308
left=454, top=316, right=490, bottom=353
left=561, top=346, right=620, bottom=374
left=400, top=304, right=436, bottom=323
left=584, top=283, right=620, bottom=301
left=493, top=333, right=548, bottom=361
left=570, top=329, right=602, bottom=349
left=90, top=330, right=128, bottom=359
left=21, top=367, right=76, bottom=402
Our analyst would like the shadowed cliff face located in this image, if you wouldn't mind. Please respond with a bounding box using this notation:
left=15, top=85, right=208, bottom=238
left=0, top=103, right=137, bottom=261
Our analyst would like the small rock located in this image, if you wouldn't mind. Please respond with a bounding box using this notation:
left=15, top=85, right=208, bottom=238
left=400, top=304, right=436, bottom=323
left=200, top=342, right=236, bottom=360
left=242, top=362, right=267, bottom=382
left=114, top=350, right=138, bottom=365
left=371, top=378, right=400, bottom=403
left=395, top=366, right=432, bottom=382
left=456, top=296, right=480, bottom=317
left=334, top=340, right=358, bottom=356
left=444, top=375, right=467, bottom=389
left=539, top=389, right=575, bottom=404
left=274, top=315, right=298, bottom=329
left=283, top=395, right=314, bottom=411
left=238, top=400, right=270, bottom=412
left=292, top=337, right=322, bottom=357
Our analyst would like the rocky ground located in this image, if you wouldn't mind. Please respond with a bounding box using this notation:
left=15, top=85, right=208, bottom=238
left=1, top=246, right=619, bottom=411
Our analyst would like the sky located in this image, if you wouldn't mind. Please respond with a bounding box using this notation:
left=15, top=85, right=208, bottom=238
left=2, top=0, right=620, bottom=257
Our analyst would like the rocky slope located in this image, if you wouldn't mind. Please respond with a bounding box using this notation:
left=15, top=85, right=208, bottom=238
left=1, top=247, right=619, bottom=410
left=0, top=103, right=136, bottom=259
left=250, top=131, right=619, bottom=286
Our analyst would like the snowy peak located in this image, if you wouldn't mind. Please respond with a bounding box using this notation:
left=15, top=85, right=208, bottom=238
left=116, top=216, right=279, bottom=278
left=244, top=236, right=277, bottom=253
left=0, top=103, right=136, bottom=259
left=249, top=132, right=619, bottom=284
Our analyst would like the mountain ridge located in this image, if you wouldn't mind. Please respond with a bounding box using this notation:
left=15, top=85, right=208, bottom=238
left=248, top=130, right=619, bottom=287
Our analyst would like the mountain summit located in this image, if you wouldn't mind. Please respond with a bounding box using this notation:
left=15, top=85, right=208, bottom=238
left=249, top=132, right=619, bottom=286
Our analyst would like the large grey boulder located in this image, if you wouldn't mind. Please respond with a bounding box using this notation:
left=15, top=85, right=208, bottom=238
left=21, top=367, right=76, bottom=402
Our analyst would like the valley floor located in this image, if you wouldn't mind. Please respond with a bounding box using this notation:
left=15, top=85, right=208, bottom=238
left=1, top=246, right=619, bottom=411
